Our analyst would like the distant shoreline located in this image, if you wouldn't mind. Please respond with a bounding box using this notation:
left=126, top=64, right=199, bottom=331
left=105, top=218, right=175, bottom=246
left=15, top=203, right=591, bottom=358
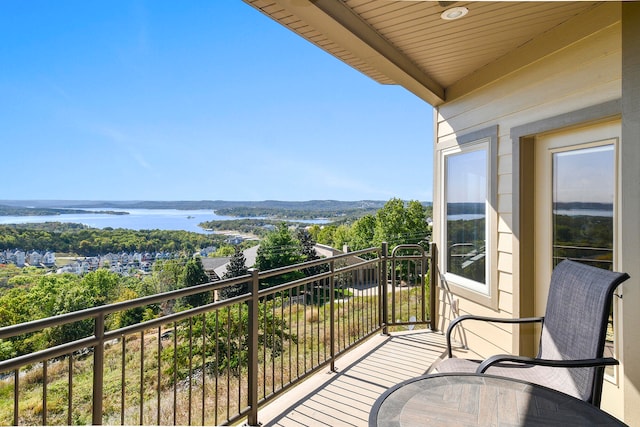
left=0, top=199, right=431, bottom=210
left=0, top=205, right=129, bottom=217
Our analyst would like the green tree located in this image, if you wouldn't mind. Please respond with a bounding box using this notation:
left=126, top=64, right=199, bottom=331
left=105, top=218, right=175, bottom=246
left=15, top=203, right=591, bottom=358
left=255, top=223, right=304, bottom=287
left=405, top=200, right=431, bottom=246
left=109, top=288, right=147, bottom=329
left=151, top=258, right=185, bottom=294
left=0, top=339, right=16, bottom=360
left=297, top=229, right=328, bottom=276
left=332, top=224, right=351, bottom=251
left=162, top=299, right=295, bottom=379
left=27, top=274, right=78, bottom=319
left=373, top=198, right=429, bottom=249
left=213, top=245, right=236, bottom=257
left=307, top=224, right=321, bottom=243
left=48, top=282, right=96, bottom=346
left=181, top=257, right=211, bottom=308
left=350, top=214, right=376, bottom=251
left=316, top=225, right=336, bottom=246
left=81, top=269, right=120, bottom=306
left=219, top=248, right=250, bottom=299
left=255, top=223, right=303, bottom=271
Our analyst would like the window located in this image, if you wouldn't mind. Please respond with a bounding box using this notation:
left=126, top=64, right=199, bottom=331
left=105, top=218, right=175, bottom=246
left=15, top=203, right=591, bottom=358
left=442, top=141, right=490, bottom=295
left=552, top=144, right=614, bottom=271
left=551, top=142, right=617, bottom=377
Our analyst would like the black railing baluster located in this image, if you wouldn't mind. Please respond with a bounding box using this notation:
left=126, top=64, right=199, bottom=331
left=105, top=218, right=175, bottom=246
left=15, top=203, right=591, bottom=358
left=13, top=369, right=19, bottom=426
left=247, top=268, right=259, bottom=427
left=68, top=355, right=73, bottom=426
left=42, top=360, right=47, bottom=426
left=94, top=313, right=105, bottom=425
left=121, top=336, right=126, bottom=426
left=172, top=322, right=177, bottom=426
left=157, top=327, right=161, bottom=425
left=201, top=312, right=206, bottom=426
left=139, top=330, right=144, bottom=426
left=188, top=318, right=193, bottom=426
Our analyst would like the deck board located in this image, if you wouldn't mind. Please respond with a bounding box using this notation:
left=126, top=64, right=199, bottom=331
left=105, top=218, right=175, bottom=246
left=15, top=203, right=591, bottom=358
left=257, top=330, right=451, bottom=427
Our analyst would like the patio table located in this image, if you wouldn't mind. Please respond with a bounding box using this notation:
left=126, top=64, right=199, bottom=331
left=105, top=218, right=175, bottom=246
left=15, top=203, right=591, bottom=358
left=369, top=373, right=626, bottom=426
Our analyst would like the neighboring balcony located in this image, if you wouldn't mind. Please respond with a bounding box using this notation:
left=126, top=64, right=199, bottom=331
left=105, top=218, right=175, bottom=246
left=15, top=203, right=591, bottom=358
left=0, top=243, right=437, bottom=426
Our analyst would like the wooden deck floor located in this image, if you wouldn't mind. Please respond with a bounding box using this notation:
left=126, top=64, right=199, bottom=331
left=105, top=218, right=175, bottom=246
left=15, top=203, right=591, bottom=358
left=257, top=330, right=450, bottom=427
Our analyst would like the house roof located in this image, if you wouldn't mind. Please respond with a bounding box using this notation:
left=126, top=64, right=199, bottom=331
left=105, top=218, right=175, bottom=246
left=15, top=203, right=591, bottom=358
left=201, top=256, right=231, bottom=273
left=242, top=1, right=613, bottom=106
left=213, top=245, right=261, bottom=279
left=210, top=244, right=367, bottom=278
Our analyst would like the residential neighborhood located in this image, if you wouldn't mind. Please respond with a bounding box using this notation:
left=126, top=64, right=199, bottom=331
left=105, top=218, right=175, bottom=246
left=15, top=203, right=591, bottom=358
left=0, top=248, right=214, bottom=277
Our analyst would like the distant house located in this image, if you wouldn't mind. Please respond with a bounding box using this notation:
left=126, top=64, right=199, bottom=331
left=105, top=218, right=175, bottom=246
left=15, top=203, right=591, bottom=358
left=27, top=251, right=43, bottom=267
left=199, top=246, right=217, bottom=257
left=226, top=236, right=244, bottom=245
left=57, top=264, right=78, bottom=275
left=14, top=250, right=25, bottom=267
left=42, top=251, right=56, bottom=267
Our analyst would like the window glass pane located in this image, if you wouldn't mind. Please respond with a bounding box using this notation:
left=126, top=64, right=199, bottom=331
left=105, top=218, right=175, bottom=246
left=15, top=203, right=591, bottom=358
left=552, top=144, right=615, bottom=372
left=445, top=148, right=487, bottom=284
left=552, top=145, right=614, bottom=269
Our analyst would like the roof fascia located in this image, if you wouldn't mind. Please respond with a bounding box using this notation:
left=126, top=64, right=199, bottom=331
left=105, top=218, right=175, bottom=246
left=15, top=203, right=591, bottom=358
left=446, top=2, right=621, bottom=102
left=270, top=0, right=446, bottom=106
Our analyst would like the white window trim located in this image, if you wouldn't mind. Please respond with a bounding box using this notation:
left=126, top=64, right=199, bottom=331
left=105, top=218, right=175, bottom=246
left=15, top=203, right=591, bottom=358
left=437, top=126, right=498, bottom=309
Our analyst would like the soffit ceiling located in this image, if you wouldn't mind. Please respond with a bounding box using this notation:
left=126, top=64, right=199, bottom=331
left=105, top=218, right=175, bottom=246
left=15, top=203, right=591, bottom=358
left=242, top=1, right=605, bottom=106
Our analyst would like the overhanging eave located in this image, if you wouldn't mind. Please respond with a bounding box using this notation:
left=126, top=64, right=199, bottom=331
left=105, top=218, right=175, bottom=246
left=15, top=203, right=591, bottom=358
left=268, top=0, right=446, bottom=106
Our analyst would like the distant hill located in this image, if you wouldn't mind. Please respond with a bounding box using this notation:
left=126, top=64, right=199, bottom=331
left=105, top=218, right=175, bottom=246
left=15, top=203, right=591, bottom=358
left=0, top=200, right=432, bottom=211
left=0, top=204, right=128, bottom=217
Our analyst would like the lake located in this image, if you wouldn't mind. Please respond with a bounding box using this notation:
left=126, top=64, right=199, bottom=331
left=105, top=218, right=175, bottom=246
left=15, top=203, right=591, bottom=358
left=0, top=209, right=328, bottom=233
left=554, top=209, right=613, bottom=217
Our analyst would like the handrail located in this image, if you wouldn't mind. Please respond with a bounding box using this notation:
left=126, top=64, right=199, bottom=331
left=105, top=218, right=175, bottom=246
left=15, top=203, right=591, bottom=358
left=0, top=274, right=253, bottom=339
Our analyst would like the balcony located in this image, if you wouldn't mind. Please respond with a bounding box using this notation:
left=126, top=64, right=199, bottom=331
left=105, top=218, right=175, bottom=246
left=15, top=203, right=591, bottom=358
left=0, top=243, right=438, bottom=426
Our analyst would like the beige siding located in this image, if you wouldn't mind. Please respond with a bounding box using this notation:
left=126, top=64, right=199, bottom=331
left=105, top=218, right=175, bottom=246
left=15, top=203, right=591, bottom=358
left=435, top=19, right=621, bottom=358
left=437, top=21, right=621, bottom=136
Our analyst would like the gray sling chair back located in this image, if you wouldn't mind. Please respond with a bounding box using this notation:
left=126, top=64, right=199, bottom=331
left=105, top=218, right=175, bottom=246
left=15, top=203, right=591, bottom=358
left=434, top=260, right=630, bottom=407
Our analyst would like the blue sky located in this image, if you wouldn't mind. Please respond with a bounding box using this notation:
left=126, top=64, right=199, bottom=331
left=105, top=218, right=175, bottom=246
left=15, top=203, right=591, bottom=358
left=1, top=1, right=433, bottom=202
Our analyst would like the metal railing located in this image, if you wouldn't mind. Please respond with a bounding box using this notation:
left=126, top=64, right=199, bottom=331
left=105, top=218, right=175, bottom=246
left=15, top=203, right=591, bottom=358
left=0, top=243, right=435, bottom=426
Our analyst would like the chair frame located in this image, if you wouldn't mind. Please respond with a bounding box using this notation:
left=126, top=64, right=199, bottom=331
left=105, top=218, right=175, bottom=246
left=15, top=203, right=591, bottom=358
left=445, top=315, right=619, bottom=406
left=444, top=260, right=629, bottom=407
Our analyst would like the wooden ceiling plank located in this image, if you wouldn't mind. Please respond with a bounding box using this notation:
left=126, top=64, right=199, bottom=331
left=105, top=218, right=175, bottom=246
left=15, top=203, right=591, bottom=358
left=447, top=2, right=620, bottom=100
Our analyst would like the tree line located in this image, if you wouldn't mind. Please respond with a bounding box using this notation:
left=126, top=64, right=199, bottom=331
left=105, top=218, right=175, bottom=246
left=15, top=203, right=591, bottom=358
left=0, top=223, right=224, bottom=256
left=307, top=198, right=431, bottom=252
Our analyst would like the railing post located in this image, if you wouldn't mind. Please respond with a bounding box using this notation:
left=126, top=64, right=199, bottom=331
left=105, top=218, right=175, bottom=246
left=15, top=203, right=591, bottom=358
left=329, top=259, right=336, bottom=372
left=381, top=242, right=389, bottom=335
left=429, top=243, right=438, bottom=332
left=92, top=313, right=105, bottom=425
left=422, top=246, right=428, bottom=325
left=247, top=269, right=260, bottom=426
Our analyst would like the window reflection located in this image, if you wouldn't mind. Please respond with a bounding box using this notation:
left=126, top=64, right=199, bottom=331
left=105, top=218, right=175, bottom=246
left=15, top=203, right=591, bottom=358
left=552, top=145, right=614, bottom=270
left=445, top=148, right=487, bottom=285
left=552, top=143, right=615, bottom=373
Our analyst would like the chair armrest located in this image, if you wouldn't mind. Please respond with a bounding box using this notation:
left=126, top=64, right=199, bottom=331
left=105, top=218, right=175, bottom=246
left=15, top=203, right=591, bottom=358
left=446, top=315, right=544, bottom=358
left=476, top=355, right=619, bottom=373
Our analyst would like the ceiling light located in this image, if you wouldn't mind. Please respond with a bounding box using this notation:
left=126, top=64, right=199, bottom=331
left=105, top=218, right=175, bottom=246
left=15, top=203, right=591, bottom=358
left=441, top=7, right=468, bottom=21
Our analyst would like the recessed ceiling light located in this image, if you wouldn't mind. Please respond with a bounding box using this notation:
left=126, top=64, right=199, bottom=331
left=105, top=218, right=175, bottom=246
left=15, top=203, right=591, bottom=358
left=441, top=7, right=468, bottom=21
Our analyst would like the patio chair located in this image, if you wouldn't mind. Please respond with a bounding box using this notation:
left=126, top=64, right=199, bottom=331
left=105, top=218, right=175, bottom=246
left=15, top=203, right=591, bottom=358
left=433, top=260, right=630, bottom=407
